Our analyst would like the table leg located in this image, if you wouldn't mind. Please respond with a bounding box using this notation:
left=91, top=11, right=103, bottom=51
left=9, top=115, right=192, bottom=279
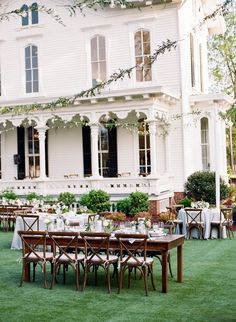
left=177, top=244, right=183, bottom=283
left=161, top=250, right=168, bottom=293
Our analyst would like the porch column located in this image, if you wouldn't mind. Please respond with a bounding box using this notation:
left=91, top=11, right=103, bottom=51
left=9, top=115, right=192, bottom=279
left=148, top=120, right=158, bottom=176
left=90, top=124, right=100, bottom=178
left=36, top=126, right=48, bottom=180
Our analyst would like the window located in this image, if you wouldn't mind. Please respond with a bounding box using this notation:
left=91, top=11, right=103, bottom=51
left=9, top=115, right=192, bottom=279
left=138, top=120, right=151, bottom=175
left=21, top=3, right=38, bottom=26
left=25, top=44, right=39, bottom=93
left=134, top=29, right=152, bottom=82
left=91, top=35, right=106, bottom=86
left=28, top=127, right=40, bottom=178
left=201, top=118, right=210, bottom=171
left=98, top=127, right=109, bottom=177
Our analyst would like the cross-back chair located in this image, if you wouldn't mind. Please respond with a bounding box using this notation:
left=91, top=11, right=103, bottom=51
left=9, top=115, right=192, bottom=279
left=80, top=232, right=118, bottom=293
left=48, top=231, right=85, bottom=290
left=220, top=208, right=234, bottom=239
left=185, top=208, right=204, bottom=239
left=115, top=233, right=155, bottom=296
left=19, top=214, right=39, bottom=231
left=18, top=230, right=53, bottom=288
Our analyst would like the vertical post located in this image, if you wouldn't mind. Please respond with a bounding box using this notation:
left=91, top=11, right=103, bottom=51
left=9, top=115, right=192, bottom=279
left=214, top=108, right=220, bottom=210
left=90, top=124, right=100, bottom=178
left=36, top=126, right=48, bottom=180
left=228, top=120, right=234, bottom=171
left=148, top=120, right=158, bottom=176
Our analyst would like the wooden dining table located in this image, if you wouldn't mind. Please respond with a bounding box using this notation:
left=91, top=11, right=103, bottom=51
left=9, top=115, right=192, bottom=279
left=21, top=233, right=184, bottom=293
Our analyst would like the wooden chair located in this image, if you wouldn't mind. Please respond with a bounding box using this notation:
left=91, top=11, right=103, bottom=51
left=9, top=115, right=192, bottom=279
left=19, top=214, right=39, bottom=231
left=80, top=232, right=118, bottom=293
left=48, top=231, right=85, bottom=290
left=0, top=207, right=17, bottom=231
left=220, top=208, right=234, bottom=239
left=18, top=230, right=53, bottom=288
left=115, top=233, right=155, bottom=296
left=185, top=208, right=204, bottom=239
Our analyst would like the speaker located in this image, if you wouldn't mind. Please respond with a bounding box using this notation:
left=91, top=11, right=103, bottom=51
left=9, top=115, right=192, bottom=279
left=13, top=154, right=20, bottom=165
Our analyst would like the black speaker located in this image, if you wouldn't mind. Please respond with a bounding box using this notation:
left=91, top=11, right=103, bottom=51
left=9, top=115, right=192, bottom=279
left=13, top=154, right=20, bottom=165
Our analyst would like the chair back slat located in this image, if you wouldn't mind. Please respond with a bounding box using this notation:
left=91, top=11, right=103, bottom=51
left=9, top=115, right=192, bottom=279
left=80, top=232, right=110, bottom=262
left=19, top=214, right=39, bottom=231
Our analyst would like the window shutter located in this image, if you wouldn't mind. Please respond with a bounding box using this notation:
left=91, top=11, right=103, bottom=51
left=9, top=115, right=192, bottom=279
left=82, top=126, right=92, bottom=176
left=108, top=127, right=117, bottom=177
left=17, top=127, right=25, bottom=180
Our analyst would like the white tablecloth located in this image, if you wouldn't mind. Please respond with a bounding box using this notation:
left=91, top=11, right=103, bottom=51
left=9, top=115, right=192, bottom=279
left=176, top=208, right=226, bottom=239
left=11, top=212, right=90, bottom=250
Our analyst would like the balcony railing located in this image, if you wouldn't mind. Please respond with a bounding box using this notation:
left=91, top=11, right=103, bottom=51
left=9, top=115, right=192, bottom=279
left=0, top=174, right=172, bottom=198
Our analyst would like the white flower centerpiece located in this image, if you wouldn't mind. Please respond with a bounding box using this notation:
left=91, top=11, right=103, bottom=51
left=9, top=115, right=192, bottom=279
left=191, top=200, right=210, bottom=209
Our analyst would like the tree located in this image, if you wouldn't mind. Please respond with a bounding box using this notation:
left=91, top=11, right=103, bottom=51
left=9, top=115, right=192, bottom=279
left=209, top=3, right=236, bottom=170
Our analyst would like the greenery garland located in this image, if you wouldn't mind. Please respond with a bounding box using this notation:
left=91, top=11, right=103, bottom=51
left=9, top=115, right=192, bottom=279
left=0, top=0, right=234, bottom=126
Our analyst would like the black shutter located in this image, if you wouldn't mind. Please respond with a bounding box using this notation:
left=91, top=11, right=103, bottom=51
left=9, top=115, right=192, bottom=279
left=17, top=127, right=25, bottom=180
left=82, top=125, right=91, bottom=176
left=45, top=130, right=49, bottom=177
left=108, top=127, right=117, bottom=177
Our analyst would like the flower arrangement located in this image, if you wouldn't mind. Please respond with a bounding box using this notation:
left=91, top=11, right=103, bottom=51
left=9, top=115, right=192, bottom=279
left=104, top=212, right=126, bottom=222
left=191, top=201, right=209, bottom=209
left=134, top=211, right=152, bottom=221
left=158, top=211, right=175, bottom=222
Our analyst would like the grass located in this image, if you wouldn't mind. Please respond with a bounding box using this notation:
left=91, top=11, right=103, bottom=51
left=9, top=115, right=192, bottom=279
left=0, top=232, right=236, bottom=322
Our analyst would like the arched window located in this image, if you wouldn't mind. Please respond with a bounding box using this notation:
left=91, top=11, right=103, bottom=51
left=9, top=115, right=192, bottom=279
left=91, top=35, right=106, bottom=86
left=134, top=29, right=152, bottom=82
left=21, top=4, right=29, bottom=26
left=31, top=3, right=39, bottom=25
left=201, top=117, right=210, bottom=171
left=138, top=119, right=151, bottom=175
left=25, top=44, right=39, bottom=93
left=21, top=3, right=38, bottom=26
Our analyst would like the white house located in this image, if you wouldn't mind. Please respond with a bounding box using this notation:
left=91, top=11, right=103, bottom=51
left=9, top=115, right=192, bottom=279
left=0, top=0, right=233, bottom=213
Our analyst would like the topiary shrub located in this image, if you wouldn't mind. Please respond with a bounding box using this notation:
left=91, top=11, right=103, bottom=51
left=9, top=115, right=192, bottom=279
left=117, top=192, right=149, bottom=217
left=185, top=171, right=228, bottom=205
left=79, top=189, right=111, bottom=213
left=58, top=192, right=76, bottom=206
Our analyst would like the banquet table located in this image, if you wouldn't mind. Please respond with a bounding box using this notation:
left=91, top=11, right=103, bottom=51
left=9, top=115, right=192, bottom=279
left=176, top=208, right=227, bottom=239
left=11, top=212, right=90, bottom=250
left=20, top=232, right=184, bottom=294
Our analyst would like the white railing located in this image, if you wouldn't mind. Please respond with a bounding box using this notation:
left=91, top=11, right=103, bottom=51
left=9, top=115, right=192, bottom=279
left=0, top=174, right=172, bottom=197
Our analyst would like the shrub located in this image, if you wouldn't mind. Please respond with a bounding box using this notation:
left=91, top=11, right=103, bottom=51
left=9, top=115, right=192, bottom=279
left=26, top=192, right=42, bottom=202
left=117, top=192, right=149, bottom=217
left=58, top=192, right=76, bottom=206
left=179, top=197, right=192, bottom=208
left=79, top=189, right=111, bottom=213
left=1, top=189, right=17, bottom=200
left=116, top=197, right=131, bottom=215
left=185, top=171, right=228, bottom=205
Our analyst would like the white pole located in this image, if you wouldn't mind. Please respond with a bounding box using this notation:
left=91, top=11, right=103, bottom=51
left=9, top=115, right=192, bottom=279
left=214, top=108, right=220, bottom=210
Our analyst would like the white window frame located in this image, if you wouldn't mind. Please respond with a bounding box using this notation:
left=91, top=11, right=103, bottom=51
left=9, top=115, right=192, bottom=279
left=201, top=117, right=210, bottom=171
left=25, top=44, right=39, bottom=94
left=98, top=126, right=109, bottom=177
left=90, top=34, right=107, bottom=87
left=138, top=119, right=151, bottom=175
left=27, top=127, right=40, bottom=178
left=21, top=2, right=39, bottom=26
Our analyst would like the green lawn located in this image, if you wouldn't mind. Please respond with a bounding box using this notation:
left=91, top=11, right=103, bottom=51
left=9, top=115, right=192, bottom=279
left=0, top=232, right=236, bottom=322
